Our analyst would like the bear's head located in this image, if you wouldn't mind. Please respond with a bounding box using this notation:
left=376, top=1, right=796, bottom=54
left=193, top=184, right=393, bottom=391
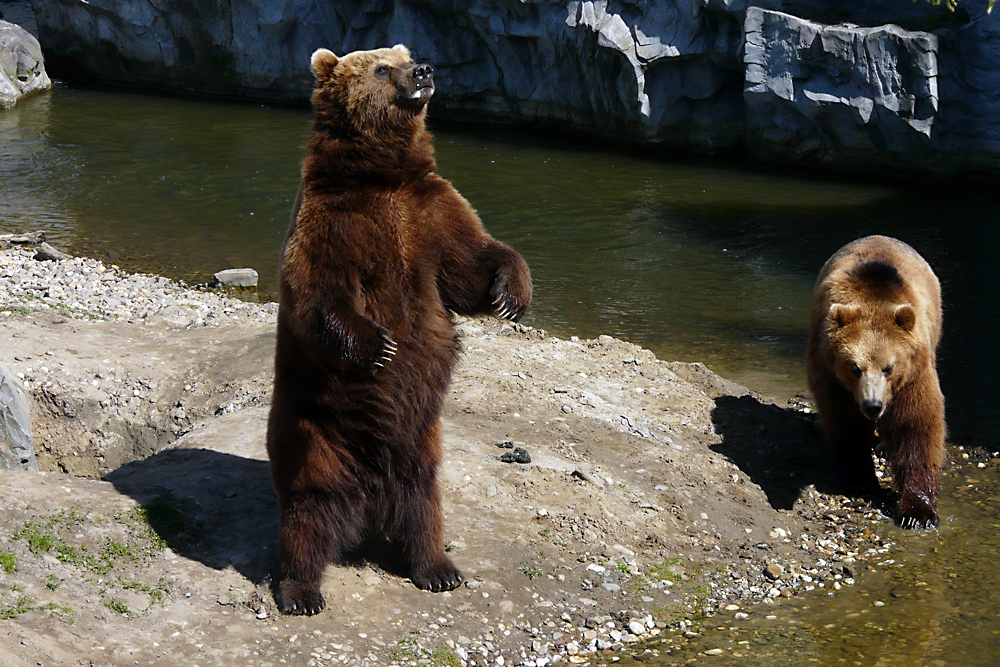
left=825, top=301, right=921, bottom=421
left=309, top=45, right=434, bottom=137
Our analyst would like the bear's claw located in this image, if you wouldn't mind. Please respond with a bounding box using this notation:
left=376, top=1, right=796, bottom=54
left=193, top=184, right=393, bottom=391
left=412, top=558, right=465, bottom=593
left=278, top=580, right=326, bottom=616
left=897, top=500, right=939, bottom=530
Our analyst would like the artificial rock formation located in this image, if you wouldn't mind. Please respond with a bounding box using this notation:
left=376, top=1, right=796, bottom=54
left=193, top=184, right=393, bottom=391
left=0, top=19, right=51, bottom=108
left=26, top=0, right=1000, bottom=174
left=0, top=361, right=36, bottom=471
left=744, top=8, right=939, bottom=168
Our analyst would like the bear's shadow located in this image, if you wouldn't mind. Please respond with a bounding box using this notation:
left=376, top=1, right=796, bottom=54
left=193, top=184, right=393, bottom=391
left=105, top=448, right=412, bottom=589
left=710, top=394, right=892, bottom=512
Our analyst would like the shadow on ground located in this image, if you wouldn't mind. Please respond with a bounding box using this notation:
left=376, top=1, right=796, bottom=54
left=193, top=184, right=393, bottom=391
left=106, top=448, right=278, bottom=585
left=710, top=394, right=888, bottom=511
left=105, top=447, right=415, bottom=589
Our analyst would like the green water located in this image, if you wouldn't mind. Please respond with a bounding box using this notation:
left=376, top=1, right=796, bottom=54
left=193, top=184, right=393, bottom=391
left=616, top=458, right=1000, bottom=667
left=2, top=84, right=999, bottom=665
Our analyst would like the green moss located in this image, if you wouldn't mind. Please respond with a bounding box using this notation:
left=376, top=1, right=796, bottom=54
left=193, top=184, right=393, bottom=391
left=104, top=598, right=130, bottom=616
left=127, top=497, right=203, bottom=549
left=119, top=577, right=170, bottom=604
left=38, top=602, right=75, bottom=623
left=0, top=596, right=34, bottom=620
left=646, top=556, right=683, bottom=583
left=12, top=520, right=55, bottom=555
left=0, top=549, right=17, bottom=574
left=519, top=565, right=543, bottom=580
left=430, top=646, right=461, bottom=667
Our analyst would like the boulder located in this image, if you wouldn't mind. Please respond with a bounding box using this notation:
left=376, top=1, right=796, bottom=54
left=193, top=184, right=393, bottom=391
left=744, top=8, right=939, bottom=168
left=0, top=19, right=51, bottom=108
left=0, top=361, right=36, bottom=471
left=213, top=268, right=259, bottom=288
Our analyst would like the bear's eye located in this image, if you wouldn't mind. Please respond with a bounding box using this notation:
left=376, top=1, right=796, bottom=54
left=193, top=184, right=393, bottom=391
left=850, top=364, right=862, bottom=378
left=883, top=364, right=894, bottom=375
left=374, top=64, right=390, bottom=79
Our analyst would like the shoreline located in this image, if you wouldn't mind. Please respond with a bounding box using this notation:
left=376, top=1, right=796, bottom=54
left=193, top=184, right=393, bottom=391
left=0, top=243, right=896, bottom=666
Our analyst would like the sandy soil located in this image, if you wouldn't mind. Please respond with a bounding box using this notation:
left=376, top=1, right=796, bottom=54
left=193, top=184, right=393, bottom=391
left=0, top=256, right=895, bottom=667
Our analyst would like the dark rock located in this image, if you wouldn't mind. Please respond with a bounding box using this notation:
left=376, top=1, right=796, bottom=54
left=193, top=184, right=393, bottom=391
left=500, top=447, right=531, bottom=464
left=1, top=362, right=36, bottom=471
left=33, top=242, right=71, bottom=261
left=0, top=19, right=51, bottom=108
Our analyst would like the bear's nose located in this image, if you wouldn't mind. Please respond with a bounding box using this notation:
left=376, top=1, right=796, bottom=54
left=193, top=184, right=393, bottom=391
left=414, top=64, right=433, bottom=83
left=861, top=399, right=883, bottom=420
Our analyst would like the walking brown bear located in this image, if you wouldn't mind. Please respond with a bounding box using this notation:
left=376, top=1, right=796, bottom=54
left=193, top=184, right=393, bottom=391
left=806, top=235, right=945, bottom=529
left=267, top=45, right=533, bottom=615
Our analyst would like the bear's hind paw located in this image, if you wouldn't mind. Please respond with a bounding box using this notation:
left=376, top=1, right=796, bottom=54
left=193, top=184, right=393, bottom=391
left=278, top=580, right=326, bottom=615
left=412, top=558, right=465, bottom=593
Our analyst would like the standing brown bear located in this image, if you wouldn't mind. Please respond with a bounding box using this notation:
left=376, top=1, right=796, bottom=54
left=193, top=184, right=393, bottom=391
left=267, top=45, right=532, bottom=615
left=806, top=235, right=945, bottom=529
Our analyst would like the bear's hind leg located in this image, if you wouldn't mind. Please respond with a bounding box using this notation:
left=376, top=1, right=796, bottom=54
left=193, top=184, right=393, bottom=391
left=385, top=426, right=464, bottom=593
left=277, top=489, right=363, bottom=615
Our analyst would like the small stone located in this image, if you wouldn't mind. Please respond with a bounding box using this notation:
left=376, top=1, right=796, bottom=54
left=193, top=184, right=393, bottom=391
left=704, top=648, right=725, bottom=656
left=764, top=563, right=783, bottom=581
left=213, top=268, right=258, bottom=288
left=500, top=447, right=531, bottom=464
left=628, top=621, right=645, bottom=636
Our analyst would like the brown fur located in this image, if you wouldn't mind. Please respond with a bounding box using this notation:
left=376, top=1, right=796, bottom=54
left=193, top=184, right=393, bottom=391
left=806, top=235, right=945, bottom=529
left=266, top=45, right=532, bottom=615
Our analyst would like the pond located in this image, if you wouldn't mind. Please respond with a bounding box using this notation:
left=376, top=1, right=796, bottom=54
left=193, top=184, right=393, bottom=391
left=1, top=83, right=998, bottom=665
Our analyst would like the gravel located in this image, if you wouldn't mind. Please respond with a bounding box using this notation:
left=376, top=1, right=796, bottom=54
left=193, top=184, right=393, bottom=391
left=0, top=245, right=276, bottom=327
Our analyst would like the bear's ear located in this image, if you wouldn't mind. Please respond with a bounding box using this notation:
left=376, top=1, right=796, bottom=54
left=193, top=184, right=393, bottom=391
left=894, top=304, right=916, bottom=332
left=391, top=44, right=411, bottom=58
left=311, top=48, right=340, bottom=82
left=828, top=303, right=860, bottom=329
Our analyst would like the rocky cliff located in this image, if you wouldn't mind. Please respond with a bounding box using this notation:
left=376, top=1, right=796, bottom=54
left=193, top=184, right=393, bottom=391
left=27, top=0, right=1000, bottom=174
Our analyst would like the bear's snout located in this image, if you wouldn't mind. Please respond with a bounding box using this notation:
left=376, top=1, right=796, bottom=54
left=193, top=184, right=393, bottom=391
left=860, top=398, right=884, bottom=421
left=857, top=374, right=888, bottom=421
left=414, top=64, right=433, bottom=85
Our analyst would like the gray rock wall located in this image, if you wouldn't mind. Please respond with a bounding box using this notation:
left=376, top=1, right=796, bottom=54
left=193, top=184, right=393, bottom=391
left=27, top=0, right=1000, bottom=174
left=1, top=361, right=36, bottom=471
left=744, top=8, right=939, bottom=167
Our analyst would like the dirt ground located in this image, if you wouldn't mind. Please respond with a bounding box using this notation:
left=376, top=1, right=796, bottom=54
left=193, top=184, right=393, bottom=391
left=0, top=308, right=892, bottom=667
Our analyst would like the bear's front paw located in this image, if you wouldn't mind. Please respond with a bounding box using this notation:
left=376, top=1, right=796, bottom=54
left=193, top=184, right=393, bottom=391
left=411, top=557, right=465, bottom=593
left=897, top=495, right=939, bottom=530
left=352, top=321, right=397, bottom=374
left=278, top=579, right=326, bottom=616
left=492, top=268, right=532, bottom=323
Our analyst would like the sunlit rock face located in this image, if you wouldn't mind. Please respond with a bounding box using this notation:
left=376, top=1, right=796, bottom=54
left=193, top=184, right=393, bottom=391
left=0, top=20, right=51, bottom=108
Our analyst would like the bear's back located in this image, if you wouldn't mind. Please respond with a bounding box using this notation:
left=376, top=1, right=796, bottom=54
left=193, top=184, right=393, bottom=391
left=813, top=235, right=941, bottom=349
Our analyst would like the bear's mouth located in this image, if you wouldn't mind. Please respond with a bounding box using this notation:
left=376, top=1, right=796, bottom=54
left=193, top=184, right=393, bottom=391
left=409, top=84, right=434, bottom=102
